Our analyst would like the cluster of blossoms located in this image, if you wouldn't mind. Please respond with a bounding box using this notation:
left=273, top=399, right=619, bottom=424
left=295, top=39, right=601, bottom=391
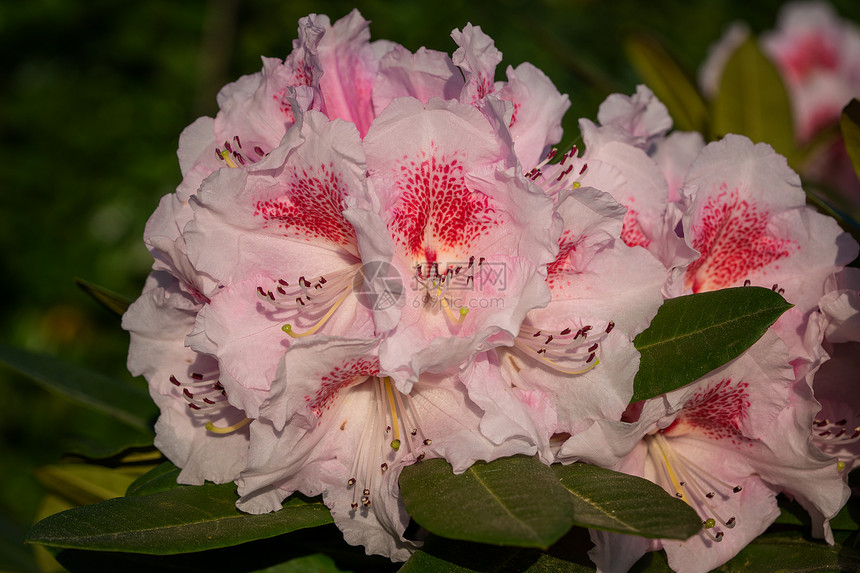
left=123, top=7, right=860, bottom=571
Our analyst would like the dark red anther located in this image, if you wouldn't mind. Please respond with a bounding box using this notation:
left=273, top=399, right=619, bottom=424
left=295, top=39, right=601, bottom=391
left=267, top=291, right=275, bottom=301
left=813, top=419, right=827, bottom=427
left=560, top=327, right=571, bottom=335
left=532, top=330, right=542, bottom=337
left=296, top=297, right=305, bottom=306
left=254, top=146, right=265, bottom=157
left=183, top=388, right=194, bottom=399
left=588, top=343, right=598, bottom=352
left=257, top=286, right=266, bottom=297
left=233, top=135, right=242, bottom=149
left=277, top=286, right=286, bottom=295
left=188, top=403, right=201, bottom=410
left=732, top=486, right=743, bottom=493
left=772, top=284, right=779, bottom=291
left=743, top=279, right=751, bottom=287
left=547, top=149, right=558, bottom=160
left=319, top=276, right=327, bottom=284
left=234, top=152, right=246, bottom=166
left=545, top=335, right=554, bottom=344
left=706, top=492, right=715, bottom=499
left=169, top=375, right=181, bottom=386
left=215, top=148, right=223, bottom=162
left=581, top=325, right=592, bottom=334
left=556, top=165, right=574, bottom=182
left=224, top=141, right=233, bottom=153
left=214, top=382, right=224, bottom=390
left=586, top=352, right=596, bottom=363
left=837, top=419, right=847, bottom=425
left=537, top=348, right=547, bottom=354
left=204, top=398, right=215, bottom=404
left=191, top=372, right=204, bottom=380
left=605, top=321, right=615, bottom=334
left=579, top=163, right=588, bottom=175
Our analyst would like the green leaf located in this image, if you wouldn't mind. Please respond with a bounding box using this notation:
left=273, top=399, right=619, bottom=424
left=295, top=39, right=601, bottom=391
left=625, top=34, right=710, bottom=133
left=74, top=278, right=133, bottom=318
left=713, top=530, right=858, bottom=572
left=712, top=36, right=796, bottom=160
left=399, top=457, right=574, bottom=549
left=842, top=98, right=860, bottom=182
left=125, top=461, right=183, bottom=497
left=26, top=483, right=333, bottom=554
left=36, top=464, right=141, bottom=507
left=631, top=287, right=792, bottom=403
left=50, top=525, right=383, bottom=573
left=552, top=463, right=700, bottom=540
left=0, top=343, right=155, bottom=433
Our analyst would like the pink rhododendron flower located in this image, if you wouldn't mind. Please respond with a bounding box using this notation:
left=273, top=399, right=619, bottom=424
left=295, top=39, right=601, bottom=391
left=674, top=134, right=857, bottom=363
left=234, top=336, right=536, bottom=560
left=485, top=186, right=666, bottom=460
left=352, top=96, right=559, bottom=388
left=570, top=86, right=699, bottom=270
left=122, top=271, right=251, bottom=485
left=571, top=331, right=848, bottom=572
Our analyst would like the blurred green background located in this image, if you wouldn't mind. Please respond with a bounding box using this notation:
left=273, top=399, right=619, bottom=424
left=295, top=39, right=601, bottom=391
left=2, top=1, right=858, bottom=570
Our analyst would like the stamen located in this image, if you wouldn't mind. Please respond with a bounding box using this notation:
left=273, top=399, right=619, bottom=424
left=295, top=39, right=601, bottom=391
left=346, top=376, right=433, bottom=512
left=215, top=137, right=268, bottom=168
left=258, top=264, right=360, bottom=338
left=513, top=322, right=609, bottom=374
left=647, top=432, right=741, bottom=544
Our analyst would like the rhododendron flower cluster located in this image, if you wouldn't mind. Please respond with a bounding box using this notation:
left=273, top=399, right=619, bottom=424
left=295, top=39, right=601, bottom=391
left=122, top=8, right=859, bottom=571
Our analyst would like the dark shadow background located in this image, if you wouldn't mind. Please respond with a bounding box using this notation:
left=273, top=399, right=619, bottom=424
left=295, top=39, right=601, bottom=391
left=2, top=1, right=858, bottom=571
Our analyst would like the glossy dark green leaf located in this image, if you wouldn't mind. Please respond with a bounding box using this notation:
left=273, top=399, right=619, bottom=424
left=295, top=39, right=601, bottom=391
left=26, top=483, right=333, bottom=554
left=631, top=287, right=792, bottom=403
left=625, top=34, right=709, bottom=133
left=714, top=530, right=858, bottom=572
left=399, top=457, right=573, bottom=549
left=842, top=98, right=860, bottom=181
left=50, top=525, right=379, bottom=573
left=125, top=461, right=183, bottom=497
left=553, top=463, right=700, bottom=540
left=712, top=36, right=795, bottom=159
left=75, top=278, right=133, bottom=318
left=0, top=343, right=155, bottom=433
